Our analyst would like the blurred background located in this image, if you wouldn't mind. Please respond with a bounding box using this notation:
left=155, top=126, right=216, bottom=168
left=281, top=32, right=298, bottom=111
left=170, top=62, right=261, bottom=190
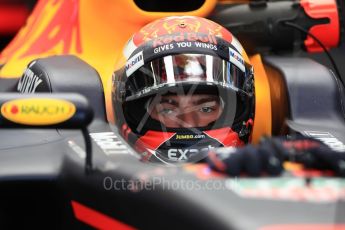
left=0, top=0, right=36, bottom=50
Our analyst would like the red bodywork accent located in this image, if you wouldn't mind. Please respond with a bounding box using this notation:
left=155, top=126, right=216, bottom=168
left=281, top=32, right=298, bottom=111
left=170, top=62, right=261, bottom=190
left=0, top=4, right=29, bottom=34
left=71, top=201, right=137, bottom=230
left=300, top=0, right=339, bottom=52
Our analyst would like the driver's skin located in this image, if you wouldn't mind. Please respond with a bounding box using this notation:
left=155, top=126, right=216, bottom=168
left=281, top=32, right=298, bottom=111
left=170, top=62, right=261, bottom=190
left=148, top=94, right=223, bottom=128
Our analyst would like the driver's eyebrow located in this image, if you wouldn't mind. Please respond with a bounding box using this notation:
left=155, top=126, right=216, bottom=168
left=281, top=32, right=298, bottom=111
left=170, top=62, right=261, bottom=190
left=158, top=98, right=179, bottom=106
left=194, top=96, right=219, bottom=105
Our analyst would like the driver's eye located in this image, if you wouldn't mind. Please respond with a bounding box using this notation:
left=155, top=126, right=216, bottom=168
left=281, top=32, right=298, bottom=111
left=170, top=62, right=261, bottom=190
left=199, top=101, right=218, bottom=113
left=200, top=107, right=214, bottom=113
left=157, top=107, right=176, bottom=115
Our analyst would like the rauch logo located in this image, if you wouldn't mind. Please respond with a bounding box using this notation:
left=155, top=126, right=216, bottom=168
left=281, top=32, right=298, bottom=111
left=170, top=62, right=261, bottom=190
left=1, top=98, right=76, bottom=125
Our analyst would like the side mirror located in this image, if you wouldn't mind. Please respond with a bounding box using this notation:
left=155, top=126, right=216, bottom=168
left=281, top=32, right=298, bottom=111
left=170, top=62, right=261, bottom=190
left=0, top=93, right=94, bottom=173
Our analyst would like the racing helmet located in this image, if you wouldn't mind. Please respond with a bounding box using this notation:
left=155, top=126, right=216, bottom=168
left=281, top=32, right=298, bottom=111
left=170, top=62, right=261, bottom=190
left=112, top=16, right=254, bottom=164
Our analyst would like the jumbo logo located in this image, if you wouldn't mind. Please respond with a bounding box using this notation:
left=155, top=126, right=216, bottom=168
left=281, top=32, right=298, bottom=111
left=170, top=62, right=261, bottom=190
left=175, top=134, right=206, bottom=140
left=1, top=98, right=76, bottom=125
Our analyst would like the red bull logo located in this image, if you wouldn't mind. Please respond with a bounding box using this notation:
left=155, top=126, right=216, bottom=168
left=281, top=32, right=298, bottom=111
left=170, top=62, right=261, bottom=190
left=132, top=16, right=232, bottom=48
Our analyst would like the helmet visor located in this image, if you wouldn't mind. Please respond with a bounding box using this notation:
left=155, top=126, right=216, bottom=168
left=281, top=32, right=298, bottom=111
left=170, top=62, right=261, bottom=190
left=124, top=53, right=249, bottom=101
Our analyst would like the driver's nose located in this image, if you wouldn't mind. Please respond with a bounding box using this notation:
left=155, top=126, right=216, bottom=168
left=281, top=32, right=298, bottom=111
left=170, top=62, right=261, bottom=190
left=178, top=112, right=198, bottom=128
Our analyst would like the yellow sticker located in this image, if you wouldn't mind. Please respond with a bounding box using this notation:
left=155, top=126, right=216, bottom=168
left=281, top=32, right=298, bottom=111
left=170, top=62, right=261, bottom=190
left=1, top=98, right=76, bottom=125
